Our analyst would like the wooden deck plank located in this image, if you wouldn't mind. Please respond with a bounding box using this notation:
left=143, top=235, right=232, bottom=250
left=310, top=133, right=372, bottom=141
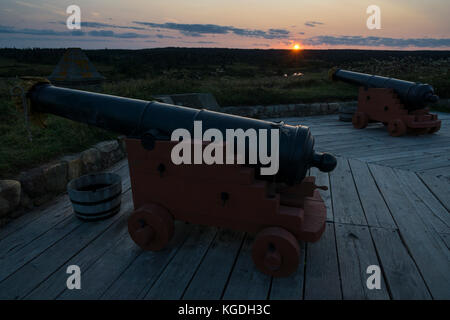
left=394, top=169, right=450, bottom=234
left=143, top=226, right=218, bottom=300
left=26, top=213, right=130, bottom=300
left=356, top=146, right=450, bottom=163
left=439, top=233, right=450, bottom=249
left=0, top=191, right=132, bottom=300
left=0, top=163, right=132, bottom=285
left=182, top=229, right=245, bottom=300
left=0, top=194, right=71, bottom=242
left=221, top=234, right=272, bottom=300
left=309, top=168, right=332, bottom=221
left=335, top=223, right=390, bottom=300
left=329, top=157, right=367, bottom=225
left=395, top=154, right=450, bottom=172
left=315, top=134, right=378, bottom=147
left=370, top=149, right=450, bottom=168
left=57, top=230, right=141, bottom=300
left=0, top=215, right=81, bottom=283
left=0, top=203, right=73, bottom=262
left=348, top=159, right=396, bottom=228
left=370, top=227, right=431, bottom=300
left=327, top=137, right=450, bottom=159
left=102, top=221, right=192, bottom=300
left=269, top=242, right=305, bottom=300
left=304, top=223, right=342, bottom=300
left=335, top=141, right=450, bottom=161
left=419, top=166, right=450, bottom=180
left=418, top=173, right=450, bottom=212
left=369, top=164, right=450, bottom=299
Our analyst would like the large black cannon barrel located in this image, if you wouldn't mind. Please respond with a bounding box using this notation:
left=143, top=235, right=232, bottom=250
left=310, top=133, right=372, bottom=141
left=28, top=83, right=336, bottom=185
left=330, top=68, right=439, bottom=110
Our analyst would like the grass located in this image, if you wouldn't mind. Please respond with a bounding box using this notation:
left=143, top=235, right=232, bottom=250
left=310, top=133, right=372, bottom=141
left=0, top=99, right=116, bottom=178
left=0, top=50, right=449, bottom=179
left=101, top=71, right=358, bottom=106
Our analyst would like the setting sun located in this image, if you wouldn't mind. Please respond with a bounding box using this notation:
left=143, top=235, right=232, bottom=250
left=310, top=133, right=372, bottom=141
left=293, top=44, right=301, bottom=51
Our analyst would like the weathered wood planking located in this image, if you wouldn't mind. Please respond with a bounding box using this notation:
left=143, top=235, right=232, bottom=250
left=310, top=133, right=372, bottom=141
left=0, top=203, right=74, bottom=262
left=418, top=173, right=450, bottom=212
left=394, top=169, right=450, bottom=234
left=303, top=223, right=342, bottom=300
left=329, top=157, right=367, bottom=225
left=102, top=221, right=192, bottom=300
left=330, top=139, right=450, bottom=160
left=357, top=146, right=450, bottom=163
left=348, top=159, right=396, bottom=228
left=58, top=230, right=141, bottom=300
left=315, top=135, right=378, bottom=149
left=370, top=227, right=431, bottom=300
left=440, top=233, right=450, bottom=249
left=309, top=168, right=333, bottom=221
left=419, top=166, right=450, bottom=181
left=222, top=234, right=272, bottom=300
left=182, top=229, right=245, bottom=300
left=0, top=165, right=132, bottom=286
left=26, top=213, right=130, bottom=300
left=143, top=226, right=218, bottom=300
left=0, top=194, right=72, bottom=242
left=369, top=164, right=450, bottom=299
left=0, top=193, right=132, bottom=300
left=395, top=154, right=450, bottom=172
left=0, top=215, right=81, bottom=283
left=370, top=148, right=450, bottom=168
left=269, top=242, right=306, bottom=300
left=335, top=223, right=389, bottom=300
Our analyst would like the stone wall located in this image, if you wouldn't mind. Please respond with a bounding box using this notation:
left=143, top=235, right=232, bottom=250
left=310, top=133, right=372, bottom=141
left=0, top=137, right=127, bottom=226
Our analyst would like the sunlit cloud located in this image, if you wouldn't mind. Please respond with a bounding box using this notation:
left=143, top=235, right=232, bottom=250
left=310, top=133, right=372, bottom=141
left=304, top=21, right=324, bottom=27
left=0, top=25, right=150, bottom=39
left=133, top=21, right=291, bottom=39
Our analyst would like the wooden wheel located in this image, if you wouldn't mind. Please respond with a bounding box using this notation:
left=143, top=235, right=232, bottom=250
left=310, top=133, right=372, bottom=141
left=352, top=112, right=369, bottom=129
left=128, top=204, right=174, bottom=251
left=252, top=227, right=300, bottom=277
left=387, top=119, right=407, bottom=137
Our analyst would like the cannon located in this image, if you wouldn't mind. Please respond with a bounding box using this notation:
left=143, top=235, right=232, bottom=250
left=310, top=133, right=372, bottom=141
left=13, top=78, right=337, bottom=277
left=330, top=68, right=441, bottom=136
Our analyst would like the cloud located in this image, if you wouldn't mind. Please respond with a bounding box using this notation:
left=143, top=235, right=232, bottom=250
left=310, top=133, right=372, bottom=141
left=253, top=43, right=271, bottom=47
left=133, top=21, right=290, bottom=39
left=154, top=34, right=177, bottom=39
left=0, top=25, right=81, bottom=36
left=0, top=25, right=149, bottom=39
left=52, top=21, right=146, bottom=31
left=88, top=30, right=148, bottom=38
left=181, top=40, right=217, bottom=44
left=80, top=21, right=146, bottom=31
left=305, top=21, right=324, bottom=27
left=304, top=35, right=450, bottom=48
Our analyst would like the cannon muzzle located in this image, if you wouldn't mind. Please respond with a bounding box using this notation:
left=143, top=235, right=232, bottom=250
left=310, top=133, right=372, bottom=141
left=330, top=68, right=439, bottom=110
left=26, top=83, right=336, bottom=185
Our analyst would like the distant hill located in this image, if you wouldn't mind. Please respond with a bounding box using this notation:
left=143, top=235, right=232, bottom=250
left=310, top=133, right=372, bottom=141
left=1, top=48, right=449, bottom=76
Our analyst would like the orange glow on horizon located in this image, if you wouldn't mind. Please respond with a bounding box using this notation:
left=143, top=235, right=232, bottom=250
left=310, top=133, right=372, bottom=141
left=293, top=44, right=302, bottom=51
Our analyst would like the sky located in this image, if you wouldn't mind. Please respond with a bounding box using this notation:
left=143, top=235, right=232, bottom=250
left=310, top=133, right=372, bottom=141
left=0, top=0, right=449, bottom=50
